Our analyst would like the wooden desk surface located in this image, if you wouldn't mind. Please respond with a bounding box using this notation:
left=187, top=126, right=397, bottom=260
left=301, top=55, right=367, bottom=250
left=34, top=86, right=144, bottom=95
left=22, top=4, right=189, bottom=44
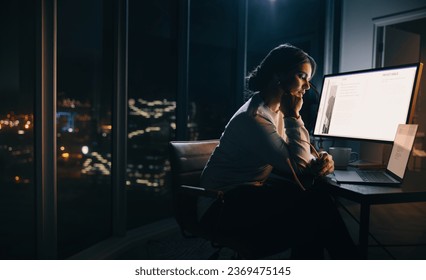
left=325, top=170, right=426, bottom=205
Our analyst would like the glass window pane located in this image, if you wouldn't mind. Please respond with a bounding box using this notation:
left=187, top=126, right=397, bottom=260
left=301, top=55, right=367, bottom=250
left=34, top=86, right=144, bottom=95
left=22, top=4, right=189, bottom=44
left=0, top=0, right=36, bottom=259
left=126, top=0, right=178, bottom=229
left=57, top=0, right=113, bottom=258
left=189, top=0, right=238, bottom=140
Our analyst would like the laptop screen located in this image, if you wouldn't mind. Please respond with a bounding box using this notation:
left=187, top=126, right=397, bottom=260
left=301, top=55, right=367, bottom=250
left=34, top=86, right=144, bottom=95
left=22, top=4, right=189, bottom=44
left=387, top=124, right=418, bottom=179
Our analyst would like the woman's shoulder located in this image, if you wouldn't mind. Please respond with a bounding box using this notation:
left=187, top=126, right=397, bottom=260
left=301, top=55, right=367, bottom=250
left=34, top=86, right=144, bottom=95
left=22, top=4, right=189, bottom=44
left=225, top=93, right=276, bottom=129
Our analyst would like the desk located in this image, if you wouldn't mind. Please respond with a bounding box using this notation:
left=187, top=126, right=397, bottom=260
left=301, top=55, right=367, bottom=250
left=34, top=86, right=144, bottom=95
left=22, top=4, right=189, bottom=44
left=325, top=170, right=426, bottom=259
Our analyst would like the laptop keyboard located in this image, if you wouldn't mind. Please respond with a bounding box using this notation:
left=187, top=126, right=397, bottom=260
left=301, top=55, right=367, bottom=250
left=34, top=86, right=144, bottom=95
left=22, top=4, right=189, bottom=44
left=356, top=171, right=394, bottom=183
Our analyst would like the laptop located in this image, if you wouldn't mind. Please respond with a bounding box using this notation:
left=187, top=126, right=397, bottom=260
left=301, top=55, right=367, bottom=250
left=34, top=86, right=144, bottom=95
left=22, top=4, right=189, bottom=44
left=333, top=124, right=418, bottom=185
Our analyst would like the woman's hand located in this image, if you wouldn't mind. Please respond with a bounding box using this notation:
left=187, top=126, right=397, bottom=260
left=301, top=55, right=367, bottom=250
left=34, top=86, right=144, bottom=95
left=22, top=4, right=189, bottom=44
left=311, top=152, right=334, bottom=177
left=280, top=92, right=303, bottom=118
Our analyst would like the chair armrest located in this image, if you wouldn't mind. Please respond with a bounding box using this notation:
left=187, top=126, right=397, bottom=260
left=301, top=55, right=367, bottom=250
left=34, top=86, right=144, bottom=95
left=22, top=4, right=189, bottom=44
left=179, top=185, right=224, bottom=200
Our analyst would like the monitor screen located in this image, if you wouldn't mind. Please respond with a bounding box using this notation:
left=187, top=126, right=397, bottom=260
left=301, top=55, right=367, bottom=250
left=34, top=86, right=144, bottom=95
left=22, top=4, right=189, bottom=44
left=313, top=63, right=423, bottom=142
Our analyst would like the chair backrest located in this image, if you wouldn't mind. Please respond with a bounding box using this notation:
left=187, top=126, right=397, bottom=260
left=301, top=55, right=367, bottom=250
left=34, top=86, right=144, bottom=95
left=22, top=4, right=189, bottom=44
left=169, top=140, right=219, bottom=187
left=169, top=140, right=219, bottom=235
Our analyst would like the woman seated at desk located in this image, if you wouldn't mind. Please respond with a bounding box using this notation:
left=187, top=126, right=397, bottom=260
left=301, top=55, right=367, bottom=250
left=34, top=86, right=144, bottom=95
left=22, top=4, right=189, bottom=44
left=199, top=43, right=359, bottom=259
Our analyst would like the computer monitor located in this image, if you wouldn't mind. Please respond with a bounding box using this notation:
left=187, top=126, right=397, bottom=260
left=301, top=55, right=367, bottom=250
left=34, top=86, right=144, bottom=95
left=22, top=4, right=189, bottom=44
left=313, top=63, right=423, bottom=142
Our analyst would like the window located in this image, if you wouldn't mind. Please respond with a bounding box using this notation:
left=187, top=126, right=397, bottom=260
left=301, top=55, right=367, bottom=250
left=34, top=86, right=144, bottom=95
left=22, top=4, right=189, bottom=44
left=57, top=0, right=113, bottom=258
left=126, top=0, right=178, bottom=229
left=189, top=0, right=239, bottom=140
left=0, top=0, right=327, bottom=259
left=0, top=0, right=36, bottom=259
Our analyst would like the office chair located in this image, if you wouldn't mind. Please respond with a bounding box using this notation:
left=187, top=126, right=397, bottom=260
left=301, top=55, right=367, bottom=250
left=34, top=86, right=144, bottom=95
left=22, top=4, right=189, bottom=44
left=169, top=140, right=291, bottom=259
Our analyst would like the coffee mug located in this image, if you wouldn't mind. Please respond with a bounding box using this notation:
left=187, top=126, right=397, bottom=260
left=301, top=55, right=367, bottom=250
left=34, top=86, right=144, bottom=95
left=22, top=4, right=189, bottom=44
left=329, top=147, right=358, bottom=169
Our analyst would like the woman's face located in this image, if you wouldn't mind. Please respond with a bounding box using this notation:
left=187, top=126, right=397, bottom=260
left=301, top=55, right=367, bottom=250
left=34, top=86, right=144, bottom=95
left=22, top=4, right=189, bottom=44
left=280, top=62, right=312, bottom=97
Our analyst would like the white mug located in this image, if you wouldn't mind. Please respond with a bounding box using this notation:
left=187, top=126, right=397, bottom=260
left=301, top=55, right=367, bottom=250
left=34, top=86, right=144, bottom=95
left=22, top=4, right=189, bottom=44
left=329, top=147, right=358, bottom=170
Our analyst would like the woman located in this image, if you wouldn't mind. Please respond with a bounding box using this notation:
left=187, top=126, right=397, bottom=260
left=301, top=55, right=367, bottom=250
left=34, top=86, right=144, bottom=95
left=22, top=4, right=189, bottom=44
left=199, top=43, right=359, bottom=259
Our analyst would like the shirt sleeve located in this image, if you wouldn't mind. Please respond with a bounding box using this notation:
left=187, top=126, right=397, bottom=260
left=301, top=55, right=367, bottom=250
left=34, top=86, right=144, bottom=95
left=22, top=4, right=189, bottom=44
left=245, top=113, right=313, bottom=175
left=283, top=116, right=315, bottom=172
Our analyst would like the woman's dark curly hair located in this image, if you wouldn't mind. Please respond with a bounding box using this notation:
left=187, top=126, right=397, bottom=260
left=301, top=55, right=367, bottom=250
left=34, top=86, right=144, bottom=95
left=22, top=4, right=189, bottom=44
left=246, top=43, right=317, bottom=92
